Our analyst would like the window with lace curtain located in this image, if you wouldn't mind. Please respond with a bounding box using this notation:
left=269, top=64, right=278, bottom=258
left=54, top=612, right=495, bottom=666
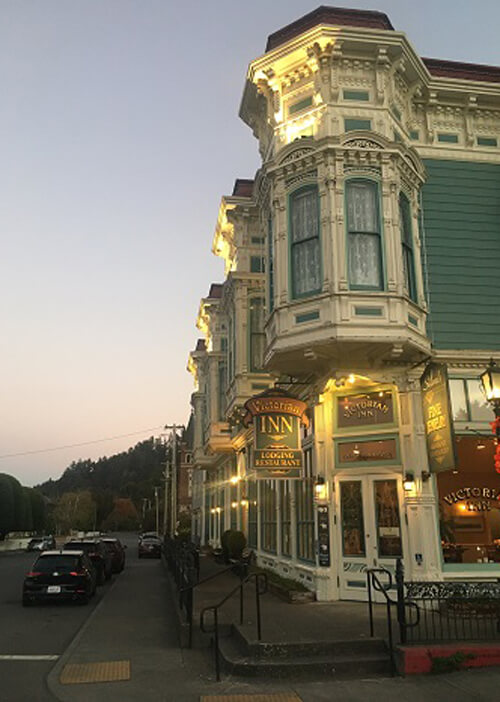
left=346, top=180, right=383, bottom=290
left=289, top=185, right=321, bottom=298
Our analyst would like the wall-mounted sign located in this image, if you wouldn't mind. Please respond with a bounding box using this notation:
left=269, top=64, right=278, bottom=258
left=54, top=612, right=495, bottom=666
left=243, top=389, right=308, bottom=479
left=337, top=391, right=394, bottom=429
left=317, top=505, right=331, bottom=567
left=420, top=363, right=456, bottom=473
left=337, top=437, right=398, bottom=465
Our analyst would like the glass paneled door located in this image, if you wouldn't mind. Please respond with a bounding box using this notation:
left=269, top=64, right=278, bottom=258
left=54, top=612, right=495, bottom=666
left=336, top=475, right=405, bottom=601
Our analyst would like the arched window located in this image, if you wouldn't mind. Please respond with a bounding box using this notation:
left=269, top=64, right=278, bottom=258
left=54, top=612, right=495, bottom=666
left=346, top=180, right=383, bottom=290
left=289, top=185, right=321, bottom=298
left=399, top=193, right=417, bottom=301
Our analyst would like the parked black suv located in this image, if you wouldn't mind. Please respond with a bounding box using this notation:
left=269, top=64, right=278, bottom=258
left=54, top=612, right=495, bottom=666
left=22, top=550, right=97, bottom=605
left=63, top=539, right=112, bottom=585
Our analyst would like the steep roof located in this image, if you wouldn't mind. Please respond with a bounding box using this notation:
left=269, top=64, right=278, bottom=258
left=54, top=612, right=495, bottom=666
left=265, top=5, right=394, bottom=51
left=422, top=57, right=500, bottom=84
left=264, top=6, right=500, bottom=84
left=208, top=283, right=223, bottom=299
left=232, top=179, right=254, bottom=197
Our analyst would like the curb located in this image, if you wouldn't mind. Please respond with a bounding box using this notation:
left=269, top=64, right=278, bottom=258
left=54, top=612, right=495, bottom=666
left=46, top=575, right=120, bottom=701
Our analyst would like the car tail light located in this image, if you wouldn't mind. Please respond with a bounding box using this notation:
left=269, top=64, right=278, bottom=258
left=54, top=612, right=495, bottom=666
left=27, top=572, right=41, bottom=577
left=69, top=571, right=85, bottom=576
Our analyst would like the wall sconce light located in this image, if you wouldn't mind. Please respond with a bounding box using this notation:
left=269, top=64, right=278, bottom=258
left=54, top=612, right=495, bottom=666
left=240, top=496, right=249, bottom=507
left=230, top=475, right=240, bottom=485
left=314, top=476, right=327, bottom=501
left=403, top=472, right=415, bottom=491
left=231, top=501, right=238, bottom=509
left=210, top=508, right=216, bottom=515
left=215, top=507, right=222, bottom=514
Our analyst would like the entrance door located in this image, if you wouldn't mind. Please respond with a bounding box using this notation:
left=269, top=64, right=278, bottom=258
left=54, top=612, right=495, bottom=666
left=335, top=475, right=405, bottom=601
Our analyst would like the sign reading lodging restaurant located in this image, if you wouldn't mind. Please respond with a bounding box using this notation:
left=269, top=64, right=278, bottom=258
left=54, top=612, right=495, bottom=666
left=243, top=390, right=308, bottom=479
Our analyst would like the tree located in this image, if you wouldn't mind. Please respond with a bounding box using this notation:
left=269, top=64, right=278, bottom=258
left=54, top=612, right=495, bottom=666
left=0, top=474, right=15, bottom=539
left=29, top=489, right=46, bottom=533
left=22, top=487, right=33, bottom=532
left=52, top=491, right=96, bottom=534
left=102, top=498, right=139, bottom=531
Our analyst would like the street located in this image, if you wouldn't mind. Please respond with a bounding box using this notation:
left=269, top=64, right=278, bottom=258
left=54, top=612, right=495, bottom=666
left=0, top=534, right=134, bottom=702
left=4, top=536, right=500, bottom=701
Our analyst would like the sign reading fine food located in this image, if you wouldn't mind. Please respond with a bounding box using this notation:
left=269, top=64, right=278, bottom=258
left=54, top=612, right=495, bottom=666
left=420, top=363, right=456, bottom=474
left=243, top=390, right=309, bottom=479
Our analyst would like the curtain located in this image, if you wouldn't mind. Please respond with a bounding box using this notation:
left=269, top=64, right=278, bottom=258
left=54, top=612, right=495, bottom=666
left=347, top=181, right=382, bottom=288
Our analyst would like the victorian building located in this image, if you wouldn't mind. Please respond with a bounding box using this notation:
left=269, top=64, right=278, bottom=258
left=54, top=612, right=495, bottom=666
left=188, top=6, right=500, bottom=601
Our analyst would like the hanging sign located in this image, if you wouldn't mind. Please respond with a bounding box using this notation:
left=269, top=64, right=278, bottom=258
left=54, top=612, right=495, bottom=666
left=243, top=389, right=308, bottom=479
left=420, top=363, right=456, bottom=473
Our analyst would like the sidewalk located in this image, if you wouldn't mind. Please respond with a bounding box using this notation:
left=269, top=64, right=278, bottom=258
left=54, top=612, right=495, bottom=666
left=46, top=554, right=500, bottom=702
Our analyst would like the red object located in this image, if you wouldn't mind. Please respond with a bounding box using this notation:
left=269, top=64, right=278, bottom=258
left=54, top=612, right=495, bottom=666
left=399, top=644, right=500, bottom=674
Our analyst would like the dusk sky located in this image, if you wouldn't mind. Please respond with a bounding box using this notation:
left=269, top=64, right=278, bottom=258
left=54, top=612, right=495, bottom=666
left=2, top=0, right=499, bottom=487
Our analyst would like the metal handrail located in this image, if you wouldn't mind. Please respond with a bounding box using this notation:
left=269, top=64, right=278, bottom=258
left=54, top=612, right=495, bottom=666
left=366, top=566, right=397, bottom=676
left=179, top=564, right=238, bottom=649
left=200, top=572, right=268, bottom=681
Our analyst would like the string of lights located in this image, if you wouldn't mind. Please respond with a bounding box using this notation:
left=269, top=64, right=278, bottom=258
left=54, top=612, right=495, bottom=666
left=0, top=426, right=165, bottom=459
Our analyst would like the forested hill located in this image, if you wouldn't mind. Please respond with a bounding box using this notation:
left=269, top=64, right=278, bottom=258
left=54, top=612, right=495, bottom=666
left=37, top=437, right=167, bottom=500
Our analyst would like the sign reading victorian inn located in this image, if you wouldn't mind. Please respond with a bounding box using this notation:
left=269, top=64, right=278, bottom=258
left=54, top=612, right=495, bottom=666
left=243, top=389, right=309, bottom=479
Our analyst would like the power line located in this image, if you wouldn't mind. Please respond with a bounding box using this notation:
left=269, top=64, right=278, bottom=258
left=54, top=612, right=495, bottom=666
left=0, top=426, right=165, bottom=459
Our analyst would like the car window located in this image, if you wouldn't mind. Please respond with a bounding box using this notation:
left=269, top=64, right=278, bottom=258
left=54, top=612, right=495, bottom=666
left=64, top=542, right=98, bottom=553
left=35, top=555, right=80, bottom=573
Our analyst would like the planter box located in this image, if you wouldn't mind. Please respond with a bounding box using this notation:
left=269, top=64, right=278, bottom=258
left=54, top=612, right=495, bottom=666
left=268, top=580, right=315, bottom=604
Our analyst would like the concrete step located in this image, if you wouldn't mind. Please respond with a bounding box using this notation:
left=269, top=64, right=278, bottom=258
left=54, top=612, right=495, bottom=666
left=232, top=625, right=388, bottom=659
left=217, top=634, right=392, bottom=680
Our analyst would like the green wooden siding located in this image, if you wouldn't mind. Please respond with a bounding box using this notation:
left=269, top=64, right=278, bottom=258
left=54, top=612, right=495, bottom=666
left=422, top=159, right=500, bottom=350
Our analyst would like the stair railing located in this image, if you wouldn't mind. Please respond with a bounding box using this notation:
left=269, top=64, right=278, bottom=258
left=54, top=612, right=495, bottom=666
left=199, top=572, right=268, bottom=681
left=366, top=565, right=397, bottom=676
left=180, top=562, right=245, bottom=648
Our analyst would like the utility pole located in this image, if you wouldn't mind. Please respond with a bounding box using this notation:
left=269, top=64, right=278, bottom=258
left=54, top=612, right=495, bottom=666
left=162, top=453, right=170, bottom=537
left=154, top=486, right=160, bottom=535
left=164, top=423, right=184, bottom=536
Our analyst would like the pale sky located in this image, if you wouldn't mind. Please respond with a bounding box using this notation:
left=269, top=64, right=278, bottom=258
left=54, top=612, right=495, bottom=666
left=2, top=0, right=499, bottom=487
